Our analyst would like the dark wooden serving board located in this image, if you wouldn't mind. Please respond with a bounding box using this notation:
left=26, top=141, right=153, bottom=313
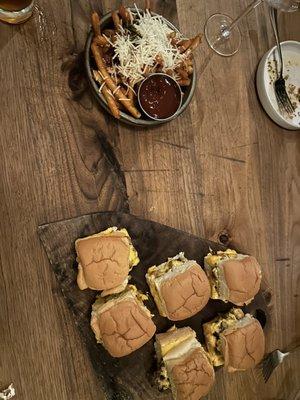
left=38, top=212, right=271, bottom=400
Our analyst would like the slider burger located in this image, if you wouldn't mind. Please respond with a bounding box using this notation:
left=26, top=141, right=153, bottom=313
left=155, top=326, right=215, bottom=400
left=203, top=308, right=265, bottom=371
left=76, top=227, right=139, bottom=296
left=204, top=249, right=262, bottom=305
left=91, top=285, right=156, bottom=357
left=146, top=253, right=210, bottom=321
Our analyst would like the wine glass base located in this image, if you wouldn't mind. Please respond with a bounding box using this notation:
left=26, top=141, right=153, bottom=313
left=0, top=2, right=34, bottom=24
left=204, top=13, right=241, bottom=57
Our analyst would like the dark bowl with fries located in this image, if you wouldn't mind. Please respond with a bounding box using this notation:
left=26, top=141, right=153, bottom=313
left=84, top=7, right=198, bottom=127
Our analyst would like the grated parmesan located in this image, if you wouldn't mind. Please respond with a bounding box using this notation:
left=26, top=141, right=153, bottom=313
left=111, top=7, right=187, bottom=86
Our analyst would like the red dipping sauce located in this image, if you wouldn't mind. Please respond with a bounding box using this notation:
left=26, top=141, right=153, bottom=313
left=138, top=74, right=182, bottom=120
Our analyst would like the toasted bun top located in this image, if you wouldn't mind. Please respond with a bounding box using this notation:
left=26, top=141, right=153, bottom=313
left=92, top=298, right=156, bottom=357
left=76, top=235, right=130, bottom=291
left=222, top=256, right=262, bottom=305
left=170, top=347, right=215, bottom=400
left=160, top=264, right=211, bottom=321
left=221, top=318, right=265, bottom=371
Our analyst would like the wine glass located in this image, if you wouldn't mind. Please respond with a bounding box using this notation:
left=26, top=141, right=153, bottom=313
left=0, top=0, right=34, bottom=24
left=204, top=0, right=300, bottom=57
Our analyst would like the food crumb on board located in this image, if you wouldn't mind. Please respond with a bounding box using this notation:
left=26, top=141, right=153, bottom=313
left=0, top=384, right=15, bottom=400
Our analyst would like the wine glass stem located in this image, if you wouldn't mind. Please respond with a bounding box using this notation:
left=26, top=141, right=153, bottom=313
left=221, top=0, right=263, bottom=39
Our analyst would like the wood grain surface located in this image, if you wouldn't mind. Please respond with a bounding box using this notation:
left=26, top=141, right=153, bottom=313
left=37, top=211, right=271, bottom=400
left=0, top=0, right=299, bottom=399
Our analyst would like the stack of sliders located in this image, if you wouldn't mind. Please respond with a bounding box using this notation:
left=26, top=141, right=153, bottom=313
left=75, top=226, right=265, bottom=400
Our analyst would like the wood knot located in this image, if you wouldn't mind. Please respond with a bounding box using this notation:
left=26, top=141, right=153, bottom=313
left=218, top=230, right=231, bottom=246
left=61, top=52, right=87, bottom=100
left=253, top=309, right=267, bottom=329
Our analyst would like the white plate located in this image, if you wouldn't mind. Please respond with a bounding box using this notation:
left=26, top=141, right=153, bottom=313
left=256, top=40, right=300, bottom=131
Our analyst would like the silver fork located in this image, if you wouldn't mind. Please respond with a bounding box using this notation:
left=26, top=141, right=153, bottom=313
left=258, top=344, right=300, bottom=382
left=269, top=7, right=295, bottom=116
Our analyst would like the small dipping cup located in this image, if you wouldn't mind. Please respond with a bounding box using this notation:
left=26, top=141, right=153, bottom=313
left=138, top=73, right=183, bottom=121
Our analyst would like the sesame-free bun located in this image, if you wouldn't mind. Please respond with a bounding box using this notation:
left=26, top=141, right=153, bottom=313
left=160, top=264, right=210, bottom=320
left=76, top=228, right=139, bottom=294
left=146, top=254, right=210, bottom=321
left=203, top=309, right=265, bottom=371
left=221, top=316, right=265, bottom=372
left=170, top=347, right=215, bottom=400
left=222, top=256, right=262, bottom=305
left=91, top=287, right=156, bottom=357
left=155, top=327, right=215, bottom=400
left=204, top=250, right=262, bottom=305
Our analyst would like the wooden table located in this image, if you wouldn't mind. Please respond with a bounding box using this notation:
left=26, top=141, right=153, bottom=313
left=0, top=1, right=299, bottom=399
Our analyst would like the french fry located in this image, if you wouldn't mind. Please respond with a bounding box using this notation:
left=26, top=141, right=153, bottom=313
left=176, top=68, right=189, bottom=80
left=93, top=70, right=120, bottom=119
left=117, top=84, right=128, bottom=98
left=103, top=29, right=116, bottom=37
left=119, top=5, right=131, bottom=23
left=103, top=89, right=120, bottom=119
left=155, top=55, right=163, bottom=65
left=178, top=38, right=193, bottom=53
left=123, top=86, right=135, bottom=108
left=128, top=8, right=134, bottom=23
left=168, top=31, right=176, bottom=39
left=94, top=35, right=109, bottom=46
left=189, top=34, right=201, bottom=51
left=178, top=34, right=201, bottom=53
left=91, top=11, right=101, bottom=37
left=187, top=65, right=193, bottom=75
left=112, top=11, right=122, bottom=31
left=91, top=42, right=141, bottom=118
left=177, top=78, right=191, bottom=86
left=108, top=70, right=121, bottom=84
left=92, top=11, right=110, bottom=48
left=169, top=33, right=179, bottom=47
left=143, top=65, right=152, bottom=75
left=128, top=89, right=135, bottom=104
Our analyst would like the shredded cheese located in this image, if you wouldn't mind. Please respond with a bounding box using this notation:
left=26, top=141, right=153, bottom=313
left=111, top=8, right=187, bottom=86
left=99, top=81, right=105, bottom=92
